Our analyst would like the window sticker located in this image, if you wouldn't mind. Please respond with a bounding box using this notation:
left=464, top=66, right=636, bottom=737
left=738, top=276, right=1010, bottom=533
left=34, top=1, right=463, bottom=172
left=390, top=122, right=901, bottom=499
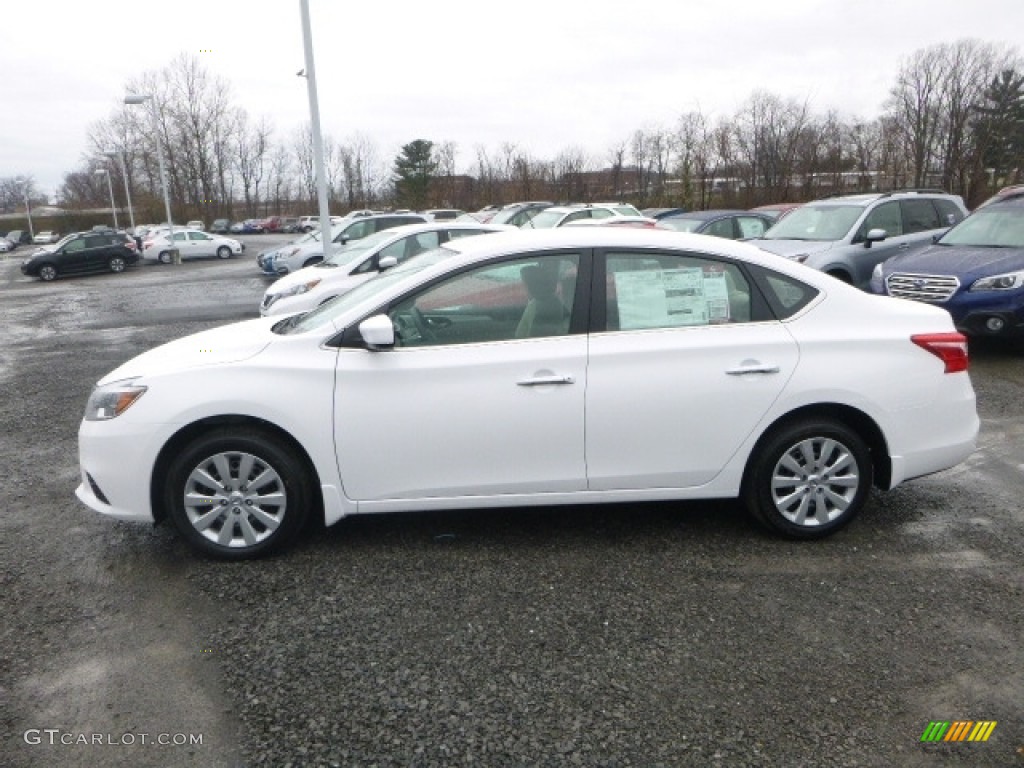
left=614, top=265, right=732, bottom=329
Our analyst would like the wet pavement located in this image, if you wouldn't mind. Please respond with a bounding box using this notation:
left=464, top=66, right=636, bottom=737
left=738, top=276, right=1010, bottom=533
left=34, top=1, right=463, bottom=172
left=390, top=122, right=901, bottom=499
left=1, top=239, right=1022, bottom=767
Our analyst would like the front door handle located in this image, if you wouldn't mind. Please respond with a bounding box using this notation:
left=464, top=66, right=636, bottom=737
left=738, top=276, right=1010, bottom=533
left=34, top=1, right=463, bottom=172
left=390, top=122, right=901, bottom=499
left=517, top=375, right=576, bottom=386
left=725, top=364, right=780, bottom=376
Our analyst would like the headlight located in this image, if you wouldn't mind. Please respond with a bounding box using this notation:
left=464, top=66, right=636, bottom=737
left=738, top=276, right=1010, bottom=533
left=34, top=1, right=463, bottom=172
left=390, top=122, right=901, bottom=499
left=279, top=279, right=321, bottom=298
left=275, top=247, right=302, bottom=261
left=970, top=270, right=1024, bottom=292
left=84, top=381, right=147, bottom=421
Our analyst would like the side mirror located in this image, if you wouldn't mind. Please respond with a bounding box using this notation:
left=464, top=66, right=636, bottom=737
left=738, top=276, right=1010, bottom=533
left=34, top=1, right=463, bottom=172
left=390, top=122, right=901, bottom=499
left=359, top=314, right=395, bottom=350
left=378, top=256, right=398, bottom=271
left=863, top=228, right=887, bottom=248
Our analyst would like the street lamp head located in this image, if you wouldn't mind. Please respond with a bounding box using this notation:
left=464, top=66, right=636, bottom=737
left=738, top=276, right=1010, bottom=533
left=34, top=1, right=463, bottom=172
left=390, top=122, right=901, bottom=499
left=94, top=169, right=109, bottom=176
left=123, top=93, right=151, bottom=105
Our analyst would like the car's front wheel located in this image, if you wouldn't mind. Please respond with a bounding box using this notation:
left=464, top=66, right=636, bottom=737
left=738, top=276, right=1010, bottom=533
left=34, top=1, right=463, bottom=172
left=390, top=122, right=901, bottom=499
left=38, top=264, right=58, bottom=281
left=216, top=246, right=232, bottom=259
left=742, top=418, right=871, bottom=539
left=109, top=256, right=126, bottom=273
left=165, top=429, right=311, bottom=559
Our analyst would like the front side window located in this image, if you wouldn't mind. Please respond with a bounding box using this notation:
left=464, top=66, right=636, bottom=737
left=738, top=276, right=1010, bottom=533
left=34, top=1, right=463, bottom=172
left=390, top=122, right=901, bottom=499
left=604, top=252, right=752, bottom=331
left=64, top=238, right=86, bottom=253
left=901, top=199, right=941, bottom=234
left=861, top=201, right=903, bottom=238
left=703, top=217, right=736, bottom=239
left=388, top=253, right=580, bottom=347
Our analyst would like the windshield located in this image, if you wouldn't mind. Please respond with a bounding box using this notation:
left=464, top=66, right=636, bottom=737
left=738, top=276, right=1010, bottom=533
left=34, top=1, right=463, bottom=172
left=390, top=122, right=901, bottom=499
left=523, top=210, right=564, bottom=229
left=761, top=204, right=864, bottom=241
left=52, top=233, right=77, bottom=249
left=277, top=248, right=454, bottom=335
left=614, top=205, right=642, bottom=216
left=939, top=206, right=1024, bottom=247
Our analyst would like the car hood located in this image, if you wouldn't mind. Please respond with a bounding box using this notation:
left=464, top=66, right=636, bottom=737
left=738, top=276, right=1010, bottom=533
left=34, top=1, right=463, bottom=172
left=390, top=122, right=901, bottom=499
left=98, top=318, right=277, bottom=384
left=882, top=243, right=1024, bottom=277
left=751, top=239, right=836, bottom=259
left=268, top=263, right=329, bottom=291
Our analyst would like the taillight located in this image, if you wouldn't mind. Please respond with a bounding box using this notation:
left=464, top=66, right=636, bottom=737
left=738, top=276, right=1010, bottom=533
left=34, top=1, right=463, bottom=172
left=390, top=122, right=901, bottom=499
left=911, top=333, right=969, bottom=373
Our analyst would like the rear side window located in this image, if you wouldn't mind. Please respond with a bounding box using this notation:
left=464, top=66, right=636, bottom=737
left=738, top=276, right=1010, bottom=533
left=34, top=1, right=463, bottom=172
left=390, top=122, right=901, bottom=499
left=747, top=264, right=819, bottom=319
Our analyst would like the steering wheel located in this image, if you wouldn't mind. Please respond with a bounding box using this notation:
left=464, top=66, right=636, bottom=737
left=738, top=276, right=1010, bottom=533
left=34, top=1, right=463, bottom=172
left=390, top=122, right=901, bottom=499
left=408, top=306, right=436, bottom=344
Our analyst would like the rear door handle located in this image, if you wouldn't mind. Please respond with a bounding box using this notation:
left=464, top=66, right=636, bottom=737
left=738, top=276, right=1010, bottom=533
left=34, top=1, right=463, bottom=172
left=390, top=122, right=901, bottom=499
left=725, top=364, right=780, bottom=376
left=517, top=375, right=575, bottom=386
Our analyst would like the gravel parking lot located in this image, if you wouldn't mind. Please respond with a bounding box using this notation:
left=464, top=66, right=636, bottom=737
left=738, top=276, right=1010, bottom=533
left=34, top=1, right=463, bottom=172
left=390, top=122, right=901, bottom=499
left=1, top=236, right=1022, bottom=767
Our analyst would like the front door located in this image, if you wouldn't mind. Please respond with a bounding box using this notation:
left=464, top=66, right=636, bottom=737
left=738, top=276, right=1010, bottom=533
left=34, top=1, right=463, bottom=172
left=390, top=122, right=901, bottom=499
left=333, top=251, right=586, bottom=502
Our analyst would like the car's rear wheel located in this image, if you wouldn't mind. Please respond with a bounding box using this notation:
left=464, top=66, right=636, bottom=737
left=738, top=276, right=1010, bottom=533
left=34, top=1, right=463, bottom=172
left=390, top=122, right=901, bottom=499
left=109, top=256, right=126, bottom=273
left=165, top=429, right=311, bottom=559
left=38, top=264, right=58, bottom=281
left=216, top=246, right=232, bottom=259
left=302, top=256, right=323, bottom=268
left=742, top=418, right=871, bottom=539
left=159, top=251, right=172, bottom=265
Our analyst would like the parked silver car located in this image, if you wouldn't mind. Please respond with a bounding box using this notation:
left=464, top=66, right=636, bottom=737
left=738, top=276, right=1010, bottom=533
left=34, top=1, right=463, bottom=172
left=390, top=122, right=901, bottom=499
left=751, top=190, right=967, bottom=288
left=260, top=213, right=427, bottom=277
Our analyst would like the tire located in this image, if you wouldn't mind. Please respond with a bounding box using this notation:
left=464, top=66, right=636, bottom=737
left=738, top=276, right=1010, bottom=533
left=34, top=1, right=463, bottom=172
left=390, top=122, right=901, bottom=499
left=216, top=245, right=232, bottom=259
left=302, top=256, right=323, bottom=268
left=38, top=264, right=58, bottom=281
left=164, top=429, right=311, bottom=560
left=742, top=418, right=871, bottom=539
left=159, top=251, right=172, bottom=265
left=109, top=256, right=126, bottom=273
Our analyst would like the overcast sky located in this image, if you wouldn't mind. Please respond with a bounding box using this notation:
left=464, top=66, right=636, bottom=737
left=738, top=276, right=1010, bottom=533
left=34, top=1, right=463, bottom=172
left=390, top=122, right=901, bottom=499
left=2, top=0, right=1022, bottom=199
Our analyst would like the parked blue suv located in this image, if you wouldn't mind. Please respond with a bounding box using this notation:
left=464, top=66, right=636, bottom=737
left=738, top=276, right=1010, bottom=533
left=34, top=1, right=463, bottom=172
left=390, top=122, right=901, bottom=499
left=870, top=191, right=1024, bottom=338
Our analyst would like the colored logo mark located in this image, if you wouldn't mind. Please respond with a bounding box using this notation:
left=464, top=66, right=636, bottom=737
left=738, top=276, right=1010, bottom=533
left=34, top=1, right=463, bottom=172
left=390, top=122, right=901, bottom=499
left=920, top=721, right=997, bottom=742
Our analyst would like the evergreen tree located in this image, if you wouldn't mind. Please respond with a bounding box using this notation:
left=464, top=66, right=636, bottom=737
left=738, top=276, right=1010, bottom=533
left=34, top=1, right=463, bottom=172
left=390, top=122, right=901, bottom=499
left=393, top=140, right=436, bottom=210
left=973, top=69, right=1024, bottom=185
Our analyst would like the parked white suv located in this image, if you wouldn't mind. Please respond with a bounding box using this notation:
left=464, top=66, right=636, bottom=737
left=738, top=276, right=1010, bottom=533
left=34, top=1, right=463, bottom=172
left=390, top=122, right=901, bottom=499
left=260, top=213, right=427, bottom=277
left=522, top=203, right=643, bottom=228
left=752, top=190, right=967, bottom=289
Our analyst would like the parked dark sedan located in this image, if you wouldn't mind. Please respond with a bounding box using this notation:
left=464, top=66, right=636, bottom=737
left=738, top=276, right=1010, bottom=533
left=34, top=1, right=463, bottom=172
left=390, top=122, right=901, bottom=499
left=870, top=190, right=1024, bottom=339
left=641, top=207, right=687, bottom=219
left=20, top=231, right=139, bottom=281
left=658, top=210, right=775, bottom=240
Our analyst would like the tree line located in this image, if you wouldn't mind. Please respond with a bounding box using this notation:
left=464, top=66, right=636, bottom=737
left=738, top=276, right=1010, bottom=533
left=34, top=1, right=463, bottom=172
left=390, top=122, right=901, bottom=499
left=40, top=39, right=1024, bottom=224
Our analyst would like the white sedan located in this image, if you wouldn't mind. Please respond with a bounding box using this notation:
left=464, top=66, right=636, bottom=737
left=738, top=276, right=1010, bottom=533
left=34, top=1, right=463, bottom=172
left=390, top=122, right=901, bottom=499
left=260, top=221, right=513, bottom=317
left=142, top=229, right=244, bottom=263
left=77, top=228, right=978, bottom=559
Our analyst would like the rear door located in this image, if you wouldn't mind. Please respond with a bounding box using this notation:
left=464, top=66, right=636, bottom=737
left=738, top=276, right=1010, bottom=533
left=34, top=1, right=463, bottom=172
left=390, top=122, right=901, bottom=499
left=585, top=249, right=799, bottom=490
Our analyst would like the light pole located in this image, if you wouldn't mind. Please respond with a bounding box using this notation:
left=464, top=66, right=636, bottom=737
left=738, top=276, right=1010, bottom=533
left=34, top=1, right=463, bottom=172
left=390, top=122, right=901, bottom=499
left=124, top=93, right=175, bottom=253
left=299, top=0, right=333, bottom=254
left=94, top=169, right=118, bottom=229
left=105, top=150, right=136, bottom=231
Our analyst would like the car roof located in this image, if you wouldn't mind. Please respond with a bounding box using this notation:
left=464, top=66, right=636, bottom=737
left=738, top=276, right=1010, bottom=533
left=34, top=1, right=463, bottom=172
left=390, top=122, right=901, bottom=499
left=663, top=210, right=749, bottom=221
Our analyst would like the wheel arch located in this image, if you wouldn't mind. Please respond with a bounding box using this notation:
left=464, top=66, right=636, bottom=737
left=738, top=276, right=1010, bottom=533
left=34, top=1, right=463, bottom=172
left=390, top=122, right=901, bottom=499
left=149, top=414, right=324, bottom=526
left=741, top=403, right=891, bottom=493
